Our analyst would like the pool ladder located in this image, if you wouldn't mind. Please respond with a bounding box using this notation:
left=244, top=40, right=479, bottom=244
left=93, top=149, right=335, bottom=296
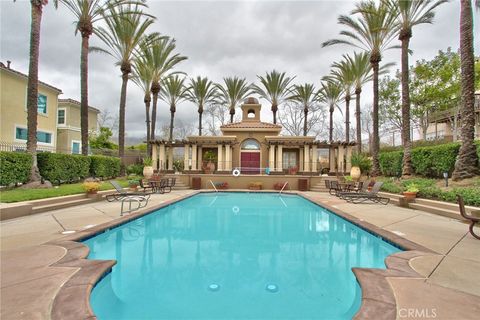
left=279, top=182, right=289, bottom=194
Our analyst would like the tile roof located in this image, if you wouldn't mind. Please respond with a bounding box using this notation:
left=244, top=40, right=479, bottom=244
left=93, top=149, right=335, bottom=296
left=58, top=98, right=101, bottom=113
left=0, top=62, right=62, bottom=93
left=220, top=121, right=282, bottom=130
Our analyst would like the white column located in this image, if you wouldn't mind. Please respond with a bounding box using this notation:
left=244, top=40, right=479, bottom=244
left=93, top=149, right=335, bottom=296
left=152, top=144, right=158, bottom=170
left=311, top=145, right=318, bottom=173
left=225, top=144, right=232, bottom=171
left=184, top=144, right=190, bottom=171
left=268, top=145, right=275, bottom=170
left=304, top=145, right=310, bottom=172
left=159, top=144, right=166, bottom=170
left=217, top=144, right=224, bottom=171
left=346, top=145, right=352, bottom=172
left=337, top=146, right=345, bottom=173
left=299, top=147, right=304, bottom=172
left=191, top=144, right=197, bottom=171
left=329, top=147, right=336, bottom=173
left=197, top=146, right=203, bottom=170
left=276, top=145, right=283, bottom=172
left=167, top=147, right=174, bottom=170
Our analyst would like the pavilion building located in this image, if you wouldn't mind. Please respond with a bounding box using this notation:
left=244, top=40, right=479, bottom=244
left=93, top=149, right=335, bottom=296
left=150, top=97, right=355, bottom=183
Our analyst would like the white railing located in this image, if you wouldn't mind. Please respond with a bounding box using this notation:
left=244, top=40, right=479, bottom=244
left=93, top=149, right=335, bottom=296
left=279, top=181, right=289, bottom=194
left=209, top=180, right=218, bottom=192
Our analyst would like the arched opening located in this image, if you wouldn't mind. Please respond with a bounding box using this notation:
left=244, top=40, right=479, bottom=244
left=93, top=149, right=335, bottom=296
left=247, top=109, right=256, bottom=118
left=240, top=139, right=260, bottom=174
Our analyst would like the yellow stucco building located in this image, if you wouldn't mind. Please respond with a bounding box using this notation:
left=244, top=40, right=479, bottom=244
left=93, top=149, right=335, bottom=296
left=0, top=62, right=99, bottom=154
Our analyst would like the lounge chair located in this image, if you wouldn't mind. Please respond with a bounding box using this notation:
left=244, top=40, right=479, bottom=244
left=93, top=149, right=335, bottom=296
left=106, top=180, right=151, bottom=202
left=344, top=182, right=390, bottom=205
left=457, top=195, right=480, bottom=240
left=337, top=181, right=368, bottom=199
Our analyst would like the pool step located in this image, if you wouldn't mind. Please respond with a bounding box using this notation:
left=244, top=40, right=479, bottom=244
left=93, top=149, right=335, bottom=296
left=408, top=203, right=462, bottom=220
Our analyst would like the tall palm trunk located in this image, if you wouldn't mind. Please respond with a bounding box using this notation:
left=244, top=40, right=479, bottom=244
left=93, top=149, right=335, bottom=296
left=371, top=56, right=381, bottom=176
left=144, top=95, right=151, bottom=156
left=303, top=105, right=308, bottom=136
left=198, top=105, right=203, bottom=136
left=329, top=106, right=334, bottom=142
left=452, top=0, right=480, bottom=180
left=26, top=1, right=44, bottom=182
left=80, top=33, right=89, bottom=155
left=355, top=88, right=362, bottom=153
left=150, top=81, right=160, bottom=142
left=230, top=106, right=235, bottom=123
left=400, top=29, right=413, bottom=176
left=345, top=95, right=351, bottom=143
left=119, top=62, right=131, bottom=175
left=272, top=104, right=278, bottom=124
left=169, top=104, right=176, bottom=141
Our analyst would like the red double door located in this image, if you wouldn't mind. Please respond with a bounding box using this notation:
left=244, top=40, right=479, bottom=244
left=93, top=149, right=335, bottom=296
left=240, top=152, right=260, bottom=174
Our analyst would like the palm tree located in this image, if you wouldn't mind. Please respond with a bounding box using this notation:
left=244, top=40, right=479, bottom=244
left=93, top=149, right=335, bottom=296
left=325, top=59, right=355, bottom=143
left=160, top=75, right=187, bottom=141
left=25, top=0, right=50, bottom=182
left=132, top=48, right=154, bottom=155
left=217, top=77, right=251, bottom=123
left=347, top=51, right=393, bottom=152
left=387, top=0, right=447, bottom=176
left=94, top=4, right=154, bottom=174
left=323, top=0, right=399, bottom=176
left=452, top=0, right=480, bottom=180
left=288, top=83, right=320, bottom=136
left=55, top=0, right=134, bottom=155
left=318, top=80, right=344, bottom=143
left=251, top=70, right=295, bottom=124
left=184, top=76, right=219, bottom=135
left=137, top=37, right=187, bottom=143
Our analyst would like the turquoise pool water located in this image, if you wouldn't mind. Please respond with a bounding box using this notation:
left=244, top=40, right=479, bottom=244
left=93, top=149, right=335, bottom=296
left=85, top=193, right=400, bottom=319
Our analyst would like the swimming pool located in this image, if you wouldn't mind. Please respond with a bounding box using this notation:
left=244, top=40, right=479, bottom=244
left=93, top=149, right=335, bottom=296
left=84, top=192, right=401, bottom=319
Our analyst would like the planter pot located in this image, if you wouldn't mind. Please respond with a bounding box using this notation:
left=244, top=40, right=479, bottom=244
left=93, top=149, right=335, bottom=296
left=143, top=166, right=154, bottom=179
left=204, top=161, right=216, bottom=174
left=350, top=166, right=361, bottom=181
left=403, top=191, right=417, bottom=201
left=129, top=186, right=138, bottom=191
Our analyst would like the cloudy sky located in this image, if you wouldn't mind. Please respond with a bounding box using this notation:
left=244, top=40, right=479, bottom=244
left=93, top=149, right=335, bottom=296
left=1, top=0, right=477, bottom=142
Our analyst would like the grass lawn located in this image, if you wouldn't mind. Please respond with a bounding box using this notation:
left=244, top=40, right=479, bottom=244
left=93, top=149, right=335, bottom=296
left=0, top=177, right=138, bottom=203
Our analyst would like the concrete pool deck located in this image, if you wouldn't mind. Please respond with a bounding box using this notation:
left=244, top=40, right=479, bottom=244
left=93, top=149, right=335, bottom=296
left=1, top=190, right=479, bottom=319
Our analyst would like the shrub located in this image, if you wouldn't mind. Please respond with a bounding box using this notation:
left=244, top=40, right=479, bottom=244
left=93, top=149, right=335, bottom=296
left=127, top=163, right=144, bottom=176
left=350, top=152, right=372, bottom=174
left=37, top=153, right=90, bottom=183
left=380, top=180, right=404, bottom=194
left=143, top=157, right=153, bottom=166
left=82, top=182, right=100, bottom=193
left=0, top=152, right=33, bottom=186
left=411, top=143, right=460, bottom=177
left=90, top=155, right=120, bottom=179
left=379, top=151, right=403, bottom=177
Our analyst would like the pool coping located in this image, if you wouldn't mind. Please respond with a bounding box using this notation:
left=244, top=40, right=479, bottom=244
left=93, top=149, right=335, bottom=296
left=47, top=190, right=437, bottom=320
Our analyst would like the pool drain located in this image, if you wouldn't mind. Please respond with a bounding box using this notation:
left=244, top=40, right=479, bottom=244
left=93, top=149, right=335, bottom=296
left=208, top=284, right=220, bottom=292
left=265, top=284, right=278, bottom=293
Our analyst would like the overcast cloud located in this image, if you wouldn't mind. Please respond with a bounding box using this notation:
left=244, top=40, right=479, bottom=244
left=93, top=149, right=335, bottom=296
left=1, top=0, right=477, bottom=141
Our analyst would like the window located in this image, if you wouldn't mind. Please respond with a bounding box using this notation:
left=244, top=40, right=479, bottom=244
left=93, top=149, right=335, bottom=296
left=283, top=151, right=297, bottom=169
left=38, top=94, right=47, bottom=114
left=15, top=127, right=52, bottom=144
left=72, top=142, right=80, bottom=154
left=57, top=109, right=65, bottom=125
left=241, top=139, right=260, bottom=150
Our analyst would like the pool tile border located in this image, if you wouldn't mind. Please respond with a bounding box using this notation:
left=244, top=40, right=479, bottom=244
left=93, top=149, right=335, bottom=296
left=47, top=191, right=438, bottom=320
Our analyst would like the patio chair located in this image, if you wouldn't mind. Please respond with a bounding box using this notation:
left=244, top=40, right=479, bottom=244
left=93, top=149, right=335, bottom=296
left=164, top=178, right=176, bottom=193
left=139, top=179, right=154, bottom=193
left=337, top=181, right=368, bottom=199
left=344, top=182, right=390, bottom=205
left=328, top=180, right=340, bottom=195
left=457, top=195, right=480, bottom=240
left=106, top=180, right=151, bottom=202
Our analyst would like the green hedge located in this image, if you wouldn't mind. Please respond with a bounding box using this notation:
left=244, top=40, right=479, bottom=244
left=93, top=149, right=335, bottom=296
left=126, top=163, right=144, bottom=176
left=380, top=142, right=479, bottom=178
left=379, top=151, right=403, bottom=177
left=0, top=152, right=33, bottom=186
left=90, top=155, right=120, bottom=179
left=37, top=153, right=91, bottom=183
